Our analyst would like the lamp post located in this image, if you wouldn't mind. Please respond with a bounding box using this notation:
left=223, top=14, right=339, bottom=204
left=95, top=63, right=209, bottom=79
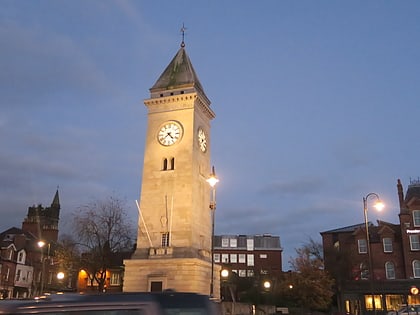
left=37, top=241, right=46, bottom=295
left=37, top=241, right=51, bottom=295
left=206, top=166, right=219, bottom=297
left=363, top=193, right=384, bottom=314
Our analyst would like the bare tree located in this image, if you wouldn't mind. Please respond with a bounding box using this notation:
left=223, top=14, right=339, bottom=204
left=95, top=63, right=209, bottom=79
left=72, top=196, right=135, bottom=292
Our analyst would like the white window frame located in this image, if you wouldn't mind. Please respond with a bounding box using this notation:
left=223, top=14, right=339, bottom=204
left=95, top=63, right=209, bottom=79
left=383, top=238, right=393, bottom=253
left=247, top=254, right=254, bottom=266
left=230, top=254, right=237, bottom=263
left=358, top=239, right=367, bottom=254
left=221, top=254, right=229, bottom=263
left=221, top=238, right=229, bottom=247
left=260, top=254, right=267, bottom=259
left=247, top=239, right=254, bottom=251
left=413, top=210, right=420, bottom=227
left=229, top=238, right=237, bottom=248
left=238, top=254, right=246, bottom=263
left=238, top=270, right=246, bottom=277
left=413, top=260, right=420, bottom=278
left=410, top=235, right=420, bottom=251
left=213, top=253, right=220, bottom=263
left=385, top=261, right=395, bottom=279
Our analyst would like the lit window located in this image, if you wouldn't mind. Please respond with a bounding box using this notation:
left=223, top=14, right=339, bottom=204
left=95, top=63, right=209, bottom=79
left=222, top=254, right=229, bottom=263
left=410, top=235, right=420, bottom=251
left=213, top=253, right=220, bottom=263
left=238, top=270, right=246, bottom=277
left=230, top=254, right=237, bottom=263
left=238, top=254, right=246, bottom=263
left=221, top=238, right=229, bottom=247
left=383, top=238, right=393, bottom=253
left=385, top=262, right=395, bottom=279
left=358, top=239, right=367, bottom=254
left=413, top=260, right=420, bottom=278
left=260, top=254, right=267, bottom=259
left=230, top=238, right=237, bottom=248
left=247, top=254, right=254, bottom=266
left=110, top=273, right=120, bottom=285
left=414, top=210, right=420, bottom=227
left=247, top=239, right=254, bottom=251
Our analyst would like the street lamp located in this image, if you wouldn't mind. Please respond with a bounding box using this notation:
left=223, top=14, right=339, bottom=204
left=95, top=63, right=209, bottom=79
left=37, top=241, right=51, bottom=295
left=363, top=193, right=384, bottom=314
left=206, top=166, right=219, bottom=297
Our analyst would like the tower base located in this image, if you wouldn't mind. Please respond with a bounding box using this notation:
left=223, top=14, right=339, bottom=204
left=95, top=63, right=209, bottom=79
left=123, top=257, right=221, bottom=300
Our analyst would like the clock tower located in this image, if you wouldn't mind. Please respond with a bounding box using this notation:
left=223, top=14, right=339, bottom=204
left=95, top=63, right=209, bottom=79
left=123, top=40, right=220, bottom=297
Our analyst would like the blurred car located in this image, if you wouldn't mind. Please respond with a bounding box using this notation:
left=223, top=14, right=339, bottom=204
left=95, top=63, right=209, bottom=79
left=387, top=305, right=420, bottom=315
left=0, top=291, right=221, bottom=314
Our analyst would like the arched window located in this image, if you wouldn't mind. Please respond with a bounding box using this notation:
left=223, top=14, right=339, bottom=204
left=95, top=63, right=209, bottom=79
left=162, top=158, right=168, bottom=171
left=385, top=261, right=395, bottom=279
left=413, top=260, right=420, bottom=278
left=170, top=157, right=175, bottom=170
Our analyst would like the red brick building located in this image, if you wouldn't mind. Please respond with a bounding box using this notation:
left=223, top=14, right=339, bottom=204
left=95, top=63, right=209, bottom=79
left=213, top=234, right=282, bottom=287
left=321, top=179, right=420, bottom=315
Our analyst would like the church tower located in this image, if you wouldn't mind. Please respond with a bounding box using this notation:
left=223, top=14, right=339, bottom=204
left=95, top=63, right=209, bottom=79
left=123, top=39, right=220, bottom=297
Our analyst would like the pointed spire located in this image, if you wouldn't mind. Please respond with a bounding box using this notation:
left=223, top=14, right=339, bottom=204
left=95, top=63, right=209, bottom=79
left=180, top=23, right=186, bottom=48
left=51, top=187, right=60, bottom=209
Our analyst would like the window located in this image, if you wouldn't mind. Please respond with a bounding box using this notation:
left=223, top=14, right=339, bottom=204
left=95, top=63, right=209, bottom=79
left=170, top=158, right=174, bottom=170
left=414, top=210, right=420, bottom=227
left=230, top=254, right=237, bottom=263
left=230, top=238, right=237, bottom=247
left=221, top=238, right=229, bottom=247
left=238, top=254, right=246, bottom=263
left=163, top=158, right=168, bottom=170
left=385, top=262, right=395, bottom=279
left=161, top=233, right=170, bottom=247
left=260, top=254, right=267, bottom=259
left=358, top=239, right=367, bottom=254
left=110, top=273, right=120, bottom=285
left=247, top=239, right=254, bottom=251
left=410, top=235, right=420, bottom=251
left=413, top=260, right=420, bottom=278
left=383, top=238, right=393, bottom=253
left=214, top=253, right=220, bottom=263
left=247, top=254, right=254, bottom=266
left=238, top=270, right=246, bottom=277
left=4, top=267, right=9, bottom=281
left=150, top=281, right=163, bottom=292
left=15, top=269, right=21, bottom=282
left=247, top=270, right=254, bottom=277
left=221, top=254, right=229, bottom=263
left=360, top=262, right=369, bottom=280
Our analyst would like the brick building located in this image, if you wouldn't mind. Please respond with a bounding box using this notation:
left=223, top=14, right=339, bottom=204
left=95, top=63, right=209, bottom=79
left=213, top=234, right=282, bottom=284
left=0, top=190, right=64, bottom=298
left=321, top=179, right=420, bottom=315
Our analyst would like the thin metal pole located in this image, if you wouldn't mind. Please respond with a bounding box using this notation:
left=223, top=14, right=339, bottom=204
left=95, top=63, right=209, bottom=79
left=364, top=193, right=378, bottom=315
left=210, top=187, right=216, bottom=297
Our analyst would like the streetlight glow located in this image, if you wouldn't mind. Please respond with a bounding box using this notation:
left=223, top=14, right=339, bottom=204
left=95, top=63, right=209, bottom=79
left=363, top=192, right=384, bottom=315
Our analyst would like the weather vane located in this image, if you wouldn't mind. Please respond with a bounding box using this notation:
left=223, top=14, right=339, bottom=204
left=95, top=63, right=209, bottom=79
left=180, top=23, right=187, bottom=47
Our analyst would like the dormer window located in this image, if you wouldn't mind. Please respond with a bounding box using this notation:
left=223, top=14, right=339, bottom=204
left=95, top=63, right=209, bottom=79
left=17, top=250, right=26, bottom=264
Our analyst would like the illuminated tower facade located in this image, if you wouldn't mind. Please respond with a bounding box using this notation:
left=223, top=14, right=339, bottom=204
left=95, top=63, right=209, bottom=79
left=123, top=40, right=219, bottom=297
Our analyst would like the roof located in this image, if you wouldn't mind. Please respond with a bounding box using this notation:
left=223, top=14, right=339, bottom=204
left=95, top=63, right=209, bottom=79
left=320, top=223, right=366, bottom=234
left=150, top=44, right=206, bottom=98
left=214, top=234, right=282, bottom=250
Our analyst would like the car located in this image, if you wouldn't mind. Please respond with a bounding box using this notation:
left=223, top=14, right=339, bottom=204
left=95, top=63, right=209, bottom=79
left=387, top=305, right=420, bottom=315
left=0, top=291, right=221, bottom=314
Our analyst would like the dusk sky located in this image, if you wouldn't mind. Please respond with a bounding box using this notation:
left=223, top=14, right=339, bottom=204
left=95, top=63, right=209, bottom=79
left=1, top=1, right=420, bottom=269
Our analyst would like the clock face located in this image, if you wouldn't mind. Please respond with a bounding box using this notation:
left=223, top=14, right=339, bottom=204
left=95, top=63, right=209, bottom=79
left=158, top=122, right=182, bottom=146
left=197, top=128, right=207, bottom=152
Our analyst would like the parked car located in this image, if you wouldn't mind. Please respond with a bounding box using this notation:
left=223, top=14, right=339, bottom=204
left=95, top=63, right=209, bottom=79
left=0, top=291, right=221, bottom=314
left=387, top=305, right=420, bottom=315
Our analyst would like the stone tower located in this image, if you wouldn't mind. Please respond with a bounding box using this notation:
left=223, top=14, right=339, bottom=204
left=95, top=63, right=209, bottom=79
left=123, top=40, right=220, bottom=297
